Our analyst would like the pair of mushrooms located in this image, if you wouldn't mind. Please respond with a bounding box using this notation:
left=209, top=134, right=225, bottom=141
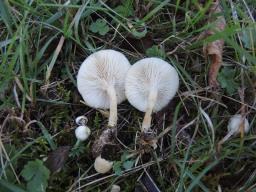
left=76, top=49, right=252, bottom=173
left=76, top=49, right=179, bottom=173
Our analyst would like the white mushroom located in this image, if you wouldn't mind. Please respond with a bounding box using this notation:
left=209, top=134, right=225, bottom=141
left=94, top=155, right=113, bottom=174
left=111, top=185, right=121, bottom=192
left=227, top=114, right=250, bottom=134
left=75, top=125, right=91, bottom=141
left=218, top=114, right=250, bottom=148
left=77, top=49, right=131, bottom=127
left=75, top=116, right=88, bottom=126
left=77, top=49, right=131, bottom=157
left=125, top=57, right=179, bottom=133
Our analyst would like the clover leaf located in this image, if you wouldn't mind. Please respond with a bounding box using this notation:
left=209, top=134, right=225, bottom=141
left=115, top=0, right=134, bottom=17
left=113, top=151, right=135, bottom=176
left=146, top=45, right=166, bottom=59
left=123, top=160, right=134, bottom=170
left=113, top=161, right=122, bottom=176
left=217, top=67, right=239, bottom=95
left=89, top=19, right=109, bottom=36
left=21, top=159, right=50, bottom=192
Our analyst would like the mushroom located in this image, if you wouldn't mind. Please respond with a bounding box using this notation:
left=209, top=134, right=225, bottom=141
left=75, top=115, right=88, bottom=126
left=75, top=116, right=91, bottom=141
left=75, top=125, right=91, bottom=141
left=228, top=114, right=250, bottom=134
left=77, top=49, right=131, bottom=157
left=111, top=185, right=121, bottom=192
left=125, top=57, right=179, bottom=134
left=73, top=116, right=91, bottom=152
left=94, top=155, right=113, bottom=174
left=220, top=114, right=250, bottom=143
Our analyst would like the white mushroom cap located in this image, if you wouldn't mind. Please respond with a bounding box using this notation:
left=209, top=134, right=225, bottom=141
left=125, top=57, right=179, bottom=132
left=75, top=125, right=91, bottom=141
left=228, top=114, right=250, bottom=134
left=125, top=57, right=179, bottom=112
left=77, top=49, right=131, bottom=109
left=94, top=155, right=113, bottom=174
left=111, top=185, right=121, bottom=192
left=75, top=116, right=88, bottom=126
left=77, top=49, right=131, bottom=127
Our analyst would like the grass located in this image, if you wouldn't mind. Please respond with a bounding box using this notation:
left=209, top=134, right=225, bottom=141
left=0, top=0, right=256, bottom=191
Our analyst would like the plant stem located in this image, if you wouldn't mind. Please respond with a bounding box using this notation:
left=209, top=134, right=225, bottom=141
left=74, top=140, right=81, bottom=148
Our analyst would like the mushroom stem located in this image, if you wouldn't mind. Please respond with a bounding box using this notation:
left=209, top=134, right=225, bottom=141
left=219, top=130, right=234, bottom=144
left=142, top=89, right=157, bottom=132
left=106, top=84, right=118, bottom=127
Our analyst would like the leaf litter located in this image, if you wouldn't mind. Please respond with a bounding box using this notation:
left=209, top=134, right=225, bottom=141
left=201, top=0, right=226, bottom=88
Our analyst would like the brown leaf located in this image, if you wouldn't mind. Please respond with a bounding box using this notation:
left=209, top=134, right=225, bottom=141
left=45, top=146, right=71, bottom=173
left=202, top=0, right=226, bottom=88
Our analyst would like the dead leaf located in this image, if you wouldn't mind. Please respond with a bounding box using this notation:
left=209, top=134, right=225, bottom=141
left=139, top=132, right=158, bottom=152
left=202, top=0, right=226, bottom=88
left=45, top=146, right=70, bottom=173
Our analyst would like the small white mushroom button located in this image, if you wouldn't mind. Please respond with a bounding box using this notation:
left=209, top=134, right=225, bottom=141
left=75, top=115, right=88, bottom=126
left=110, top=185, right=121, bottom=192
left=227, top=114, right=250, bottom=135
left=94, top=155, right=113, bottom=174
left=218, top=114, right=250, bottom=148
left=75, top=125, right=91, bottom=141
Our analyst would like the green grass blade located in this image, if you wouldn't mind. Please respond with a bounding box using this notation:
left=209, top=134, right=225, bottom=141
left=37, top=121, right=57, bottom=150
left=142, top=0, right=170, bottom=22
left=171, top=102, right=182, bottom=158
left=0, top=179, right=26, bottom=192
left=186, top=160, right=219, bottom=192
left=175, top=161, right=210, bottom=192
left=0, top=0, right=13, bottom=34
